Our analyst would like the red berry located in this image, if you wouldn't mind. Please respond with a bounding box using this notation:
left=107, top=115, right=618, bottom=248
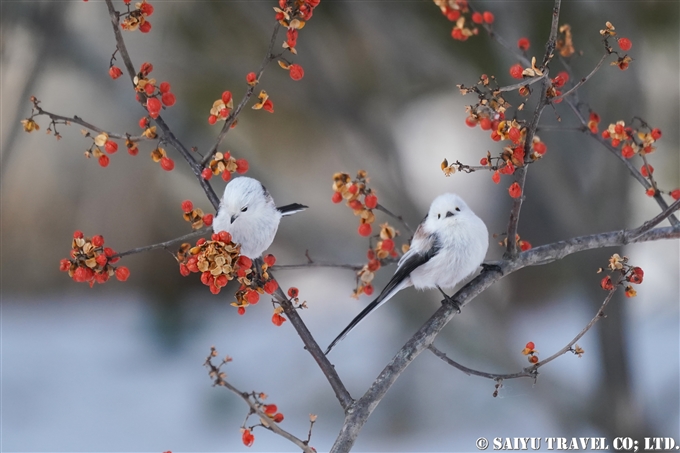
left=200, top=271, right=212, bottom=285
left=364, top=194, right=378, bottom=209
left=115, top=266, right=130, bottom=281
left=640, top=165, right=654, bottom=177
left=446, top=9, right=460, bottom=21
left=525, top=341, right=535, bottom=350
left=104, top=140, right=118, bottom=154
left=508, top=127, right=521, bottom=143
left=209, top=284, right=220, bottom=294
left=160, top=156, right=174, bottom=171
left=509, top=64, right=524, bottom=79
left=348, top=184, right=358, bottom=195
left=201, top=168, right=213, bottom=180
left=246, top=72, right=257, bottom=85
left=203, top=213, right=213, bottom=226
left=159, top=82, right=170, bottom=93
left=358, top=223, right=372, bottom=237
left=471, top=12, right=483, bottom=24
left=208, top=115, right=217, bottom=125
left=618, top=37, right=632, bottom=51
left=490, top=131, right=501, bottom=141
left=363, top=284, right=374, bottom=296
left=91, top=235, right=105, bottom=247
left=287, top=287, right=299, bottom=298
left=144, top=83, right=155, bottom=96
left=140, top=62, right=153, bottom=75
left=238, top=306, right=246, bottom=315
left=492, top=171, right=500, bottom=184
left=651, top=128, right=662, bottom=140
left=272, top=313, right=286, bottom=326
left=289, top=64, right=304, bottom=81
left=381, top=238, right=394, bottom=251
left=245, top=290, right=260, bottom=304
left=264, top=254, right=276, bottom=266
left=215, top=274, right=228, bottom=288
left=646, top=188, right=656, bottom=197
left=519, top=240, right=532, bottom=251
left=216, top=231, right=231, bottom=244
left=235, top=158, right=249, bottom=174
left=600, top=275, right=614, bottom=290
left=533, top=141, right=547, bottom=155
left=139, top=21, right=151, bottom=33
left=483, top=11, right=494, bottom=24
left=74, top=230, right=84, bottom=239
left=273, top=413, right=284, bottom=423
left=671, top=189, right=680, bottom=200
left=237, top=255, right=252, bottom=269
left=221, top=170, right=231, bottom=182
left=621, top=144, right=635, bottom=159
left=465, top=116, right=478, bottom=128
left=139, top=117, right=149, bottom=129
left=139, top=2, right=154, bottom=16
left=146, top=97, right=161, bottom=114
left=179, top=263, right=190, bottom=276
left=181, top=200, right=193, bottom=213
left=264, top=280, right=279, bottom=294
left=349, top=199, right=362, bottom=210
left=614, top=123, right=624, bottom=135
left=331, top=191, right=343, bottom=203
left=264, top=404, right=278, bottom=415
left=262, top=99, right=274, bottom=113
left=222, top=90, right=232, bottom=104
left=367, top=259, right=380, bottom=272
left=517, top=37, right=530, bottom=51
left=98, top=155, right=110, bottom=167
left=59, top=258, right=71, bottom=271
left=161, top=92, right=176, bottom=107
left=479, top=117, right=492, bottom=130
left=611, top=138, right=621, bottom=147
left=108, top=66, right=123, bottom=79
left=508, top=182, right=522, bottom=198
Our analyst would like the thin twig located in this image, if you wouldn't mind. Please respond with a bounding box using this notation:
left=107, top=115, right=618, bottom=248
left=202, top=24, right=282, bottom=167
left=375, top=203, right=414, bottom=235
left=273, top=262, right=363, bottom=272
left=496, top=73, right=547, bottom=93
left=628, top=198, right=680, bottom=240
left=112, top=229, right=210, bottom=259
left=553, top=53, right=608, bottom=102
left=205, top=354, right=315, bottom=453
left=428, top=285, right=619, bottom=381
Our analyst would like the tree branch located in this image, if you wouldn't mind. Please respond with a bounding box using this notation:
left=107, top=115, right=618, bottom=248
left=375, top=203, right=414, bottom=235
left=553, top=53, right=608, bottom=102
left=111, top=228, right=210, bottom=259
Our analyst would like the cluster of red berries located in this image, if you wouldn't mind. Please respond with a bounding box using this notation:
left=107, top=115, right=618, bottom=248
left=181, top=200, right=213, bottom=230
left=274, top=0, right=320, bottom=48
left=601, top=120, right=661, bottom=158
left=129, top=63, right=176, bottom=119
left=120, top=0, right=154, bottom=34
left=433, top=0, right=493, bottom=41
left=241, top=400, right=286, bottom=447
left=332, top=170, right=382, bottom=237
left=208, top=91, right=235, bottom=125
left=353, top=223, right=404, bottom=298
left=521, top=341, right=539, bottom=364
left=600, top=22, right=633, bottom=70
left=60, top=231, right=129, bottom=286
left=599, top=254, right=644, bottom=298
left=201, top=151, right=249, bottom=182
left=252, top=90, right=274, bottom=113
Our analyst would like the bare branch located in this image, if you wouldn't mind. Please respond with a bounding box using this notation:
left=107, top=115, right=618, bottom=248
left=205, top=352, right=315, bottom=453
left=553, top=53, right=608, bottom=102
left=496, top=73, right=547, bottom=93
left=375, top=203, right=414, bottom=235
left=112, top=229, right=210, bottom=260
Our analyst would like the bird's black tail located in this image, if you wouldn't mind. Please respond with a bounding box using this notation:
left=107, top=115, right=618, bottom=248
left=324, top=296, right=384, bottom=355
left=277, top=203, right=308, bottom=216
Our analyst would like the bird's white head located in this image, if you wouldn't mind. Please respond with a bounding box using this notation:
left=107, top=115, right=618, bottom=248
left=425, top=193, right=475, bottom=226
left=220, top=176, right=275, bottom=226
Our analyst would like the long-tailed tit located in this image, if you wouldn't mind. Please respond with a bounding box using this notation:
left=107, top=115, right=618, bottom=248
left=325, top=193, right=488, bottom=354
left=212, top=176, right=307, bottom=258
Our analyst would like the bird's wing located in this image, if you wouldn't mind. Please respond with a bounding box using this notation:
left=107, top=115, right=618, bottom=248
left=324, top=231, right=440, bottom=355
left=276, top=203, right=308, bottom=216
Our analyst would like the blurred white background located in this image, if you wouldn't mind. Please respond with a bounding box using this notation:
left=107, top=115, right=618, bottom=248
left=2, top=1, right=678, bottom=451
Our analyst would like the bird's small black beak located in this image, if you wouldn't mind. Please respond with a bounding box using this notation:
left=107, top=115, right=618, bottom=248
left=230, top=214, right=238, bottom=224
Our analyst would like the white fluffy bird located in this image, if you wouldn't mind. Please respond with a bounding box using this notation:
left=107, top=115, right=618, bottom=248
left=325, top=193, right=489, bottom=354
left=212, top=176, right=307, bottom=258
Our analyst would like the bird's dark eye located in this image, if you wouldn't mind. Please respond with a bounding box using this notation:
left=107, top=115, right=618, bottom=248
left=437, top=213, right=441, bottom=219
left=455, top=207, right=461, bottom=212
left=445, top=211, right=454, bottom=218
left=241, top=206, right=248, bottom=212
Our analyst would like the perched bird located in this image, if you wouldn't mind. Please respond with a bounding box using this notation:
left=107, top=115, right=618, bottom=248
left=325, top=193, right=488, bottom=354
left=212, top=176, right=307, bottom=258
